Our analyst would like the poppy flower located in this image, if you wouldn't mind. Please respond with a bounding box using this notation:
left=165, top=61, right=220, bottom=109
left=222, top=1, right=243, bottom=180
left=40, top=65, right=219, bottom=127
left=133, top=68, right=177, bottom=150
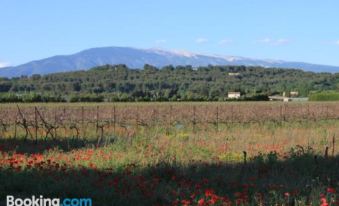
left=181, top=199, right=191, bottom=206
left=327, top=187, right=336, bottom=194
left=205, top=189, right=215, bottom=197
left=197, top=198, right=205, bottom=206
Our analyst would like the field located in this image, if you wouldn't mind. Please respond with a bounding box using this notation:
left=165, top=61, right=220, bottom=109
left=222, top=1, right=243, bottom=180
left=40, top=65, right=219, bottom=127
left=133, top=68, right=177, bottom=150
left=0, top=102, right=338, bottom=205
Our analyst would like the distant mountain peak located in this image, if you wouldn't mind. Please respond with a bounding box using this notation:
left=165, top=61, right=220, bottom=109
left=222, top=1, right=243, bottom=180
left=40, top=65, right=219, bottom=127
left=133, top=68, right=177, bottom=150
left=0, top=46, right=338, bottom=77
left=146, top=48, right=198, bottom=58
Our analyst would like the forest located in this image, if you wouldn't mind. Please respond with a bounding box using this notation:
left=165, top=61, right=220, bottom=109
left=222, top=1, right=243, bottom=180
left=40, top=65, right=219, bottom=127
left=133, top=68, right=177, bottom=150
left=0, top=64, right=338, bottom=102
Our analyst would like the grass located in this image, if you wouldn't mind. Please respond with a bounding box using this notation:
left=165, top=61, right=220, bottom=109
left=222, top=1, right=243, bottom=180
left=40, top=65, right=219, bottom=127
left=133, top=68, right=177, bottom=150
left=0, top=103, right=338, bottom=205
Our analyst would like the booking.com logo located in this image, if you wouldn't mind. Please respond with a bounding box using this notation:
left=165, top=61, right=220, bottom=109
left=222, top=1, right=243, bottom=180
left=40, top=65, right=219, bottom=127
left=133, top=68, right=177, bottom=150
left=6, top=196, right=92, bottom=206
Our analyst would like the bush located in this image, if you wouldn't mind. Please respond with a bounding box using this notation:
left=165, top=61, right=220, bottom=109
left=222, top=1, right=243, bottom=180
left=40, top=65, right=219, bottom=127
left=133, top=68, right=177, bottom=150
left=0, top=93, right=66, bottom=103
left=0, top=93, right=22, bottom=102
left=69, top=94, right=104, bottom=102
left=309, top=91, right=339, bottom=101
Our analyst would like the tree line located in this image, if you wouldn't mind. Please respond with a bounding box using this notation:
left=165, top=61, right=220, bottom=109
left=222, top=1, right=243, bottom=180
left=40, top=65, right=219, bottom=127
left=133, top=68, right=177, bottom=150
left=0, top=64, right=338, bottom=102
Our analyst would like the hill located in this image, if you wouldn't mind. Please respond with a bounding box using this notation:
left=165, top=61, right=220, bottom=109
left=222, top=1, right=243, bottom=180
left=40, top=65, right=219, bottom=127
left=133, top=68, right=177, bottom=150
left=0, top=64, right=338, bottom=102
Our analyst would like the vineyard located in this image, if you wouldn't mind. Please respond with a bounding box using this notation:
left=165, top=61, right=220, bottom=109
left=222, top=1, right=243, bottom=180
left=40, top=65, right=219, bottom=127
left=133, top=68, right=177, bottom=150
left=0, top=102, right=338, bottom=141
left=1, top=102, right=339, bottom=205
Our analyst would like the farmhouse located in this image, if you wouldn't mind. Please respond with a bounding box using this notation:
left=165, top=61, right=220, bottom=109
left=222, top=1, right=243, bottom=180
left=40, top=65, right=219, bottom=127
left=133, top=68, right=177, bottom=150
left=290, top=91, right=299, bottom=97
left=228, top=72, right=240, bottom=76
left=269, top=95, right=308, bottom=102
left=228, top=92, right=241, bottom=99
left=269, top=91, right=304, bottom=102
left=269, top=95, right=290, bottom=102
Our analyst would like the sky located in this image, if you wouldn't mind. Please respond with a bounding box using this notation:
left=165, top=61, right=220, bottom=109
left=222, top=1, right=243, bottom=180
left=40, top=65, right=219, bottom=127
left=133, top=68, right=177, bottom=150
left=1, top=0, right=339, bottom=67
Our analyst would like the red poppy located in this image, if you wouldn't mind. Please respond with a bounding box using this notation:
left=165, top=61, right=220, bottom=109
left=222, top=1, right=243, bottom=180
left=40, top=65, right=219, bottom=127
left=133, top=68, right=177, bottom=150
left=327, top=187, right=336, bottom=194
left=181, top=199, right=191, bottom=206
left=208, top=195, right=218, bottom=204
left=321, top=197, right=328, bottom=206
left=197, top=198, right=205, bottom=206
left=205, top=189, right=215, bottom=197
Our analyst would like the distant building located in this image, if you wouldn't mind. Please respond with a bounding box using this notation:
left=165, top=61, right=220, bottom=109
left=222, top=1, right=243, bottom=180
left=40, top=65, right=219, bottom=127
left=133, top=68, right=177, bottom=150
left=269, top=95, right=287, bottom=101
left=290, top=91, right=299, bottom=97
left=228, top=92, right=241, bottom=99
left=283, top=97, right=290, bottom=102
left=228, top=72, right=240, bottom=76
left=269, top=95, right=308, bottom=102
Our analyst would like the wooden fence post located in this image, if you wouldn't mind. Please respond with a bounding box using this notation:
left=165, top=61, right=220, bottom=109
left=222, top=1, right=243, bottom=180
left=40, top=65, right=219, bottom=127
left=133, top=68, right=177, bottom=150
left=81, top=106, right=85, bottom=138
left=14, top=110, right=18, bottom=139
left=63, top=107, right=66, bottom=138
left=112, top=105, right=116, bottom=135
left=193, top=105, right=196, bottom=133
left=169, top=105, right=173, bottom=127
left=215, top=106, right=219, bottom=132
left=136, top=106, right=140, bottom=133
left=324, top=146, right=329, bottom=159
left=96, top=106, right=99, bottom=134
left=332, top=135, right=336, bottom=156
left=166, top=105, right=173, bottom=135
left=284, top=104, right=287, bottom=121
left=243, top=151, right=247, bottom=164
left=152, top=108, right=156, bottom=126
left=34, top=107, right=38, bottom=144
left=280, top=105, right=283, bottom=122
left=231, top=105, right=234, bottom=123
left=53, top=108, right=56, bottom=139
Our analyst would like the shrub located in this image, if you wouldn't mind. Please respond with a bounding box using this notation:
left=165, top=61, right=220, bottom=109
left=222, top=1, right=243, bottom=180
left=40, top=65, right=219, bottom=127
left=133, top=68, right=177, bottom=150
left=309, top=91, right=339, bottom=101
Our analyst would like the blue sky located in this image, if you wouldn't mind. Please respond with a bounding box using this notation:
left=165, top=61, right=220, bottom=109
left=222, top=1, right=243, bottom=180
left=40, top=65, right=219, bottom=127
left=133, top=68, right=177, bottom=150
left=1, top=0, right=339, bottom=67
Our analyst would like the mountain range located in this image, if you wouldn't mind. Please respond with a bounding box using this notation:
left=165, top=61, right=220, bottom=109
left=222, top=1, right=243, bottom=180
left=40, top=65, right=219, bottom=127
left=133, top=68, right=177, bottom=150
left=0, top=46, right=338, bottom=77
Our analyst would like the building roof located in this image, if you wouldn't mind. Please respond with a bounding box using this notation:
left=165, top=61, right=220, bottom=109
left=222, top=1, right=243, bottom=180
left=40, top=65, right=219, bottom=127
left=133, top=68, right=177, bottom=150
left=228, top=92, right=240, bottom=94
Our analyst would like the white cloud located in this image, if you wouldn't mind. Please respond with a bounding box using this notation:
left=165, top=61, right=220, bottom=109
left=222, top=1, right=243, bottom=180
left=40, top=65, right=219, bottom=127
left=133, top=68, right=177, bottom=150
left=260, top=38, right=272, bottom=44
left=195, top=37, right=208, bottom=44
left=0, top=61, right=10, bottom=68
left=335, top=40, right=339, bottom=46
left=218, top=39, right=233, bottom=45
left=275, top=38, right=289, bottom=45
left=258, top=38, right=290, bottom=46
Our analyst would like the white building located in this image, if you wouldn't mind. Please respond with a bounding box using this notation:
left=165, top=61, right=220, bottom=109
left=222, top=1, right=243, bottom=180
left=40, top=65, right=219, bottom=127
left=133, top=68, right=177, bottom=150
left=290, top=91, right=299, bottom=97
left=228, top=92, right=241, bottom=99
left=228, top=72, right=240, bottom=76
